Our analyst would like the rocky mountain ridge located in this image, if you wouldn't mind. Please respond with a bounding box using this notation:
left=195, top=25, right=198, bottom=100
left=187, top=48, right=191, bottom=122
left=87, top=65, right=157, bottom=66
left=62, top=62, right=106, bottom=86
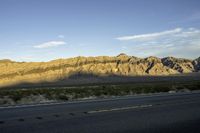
left=0, top=54, right=199, bottom=87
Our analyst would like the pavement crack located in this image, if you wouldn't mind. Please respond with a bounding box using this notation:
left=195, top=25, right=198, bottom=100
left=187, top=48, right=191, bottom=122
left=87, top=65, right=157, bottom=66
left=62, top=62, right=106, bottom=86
left=36, top=117, right=43, bottom=120
left=18, top=118, right=25, bottom=122
left=69, top=113, right=75, bottom=116
left=0, top=121, right=5, bottom=124
left=53, top=114, right=60, bottom=117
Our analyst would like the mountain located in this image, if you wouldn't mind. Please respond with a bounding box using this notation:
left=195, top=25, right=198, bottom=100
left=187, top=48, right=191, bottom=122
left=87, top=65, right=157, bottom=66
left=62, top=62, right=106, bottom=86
left=0, top=54, right=199, bottom=88
left=0, top=59, right=14, bottom=63
left=161, top=57, right=195, bottom=73
left=193, top=57, right=200, bottom=71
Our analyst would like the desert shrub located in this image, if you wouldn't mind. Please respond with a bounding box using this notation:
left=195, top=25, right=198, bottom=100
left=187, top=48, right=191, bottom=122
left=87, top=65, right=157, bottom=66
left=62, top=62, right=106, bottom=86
left=57, top=94, right=69, bottom=101
left=10, top=93, right=22, bottom=102
left=1, top=81, right=200, bottom=105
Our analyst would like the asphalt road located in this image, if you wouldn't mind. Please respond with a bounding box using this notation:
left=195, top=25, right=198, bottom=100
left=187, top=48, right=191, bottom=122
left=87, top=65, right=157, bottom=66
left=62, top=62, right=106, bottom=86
left=0, top=91, right=200, bottom=133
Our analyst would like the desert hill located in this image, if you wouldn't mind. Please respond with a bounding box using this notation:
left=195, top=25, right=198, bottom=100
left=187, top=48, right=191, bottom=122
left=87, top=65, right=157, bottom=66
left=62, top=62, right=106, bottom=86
left=0, top=54, right=199, bottom=88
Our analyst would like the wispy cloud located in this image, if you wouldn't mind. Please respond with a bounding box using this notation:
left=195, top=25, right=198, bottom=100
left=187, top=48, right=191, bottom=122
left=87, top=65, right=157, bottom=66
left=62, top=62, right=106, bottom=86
left=58, top=35, right=65, bottom=38
left=33, top=41, right=66, bottom=49
left=116, top=27, right=200, bottom=59
left=116, top=28, right=182, bottom=41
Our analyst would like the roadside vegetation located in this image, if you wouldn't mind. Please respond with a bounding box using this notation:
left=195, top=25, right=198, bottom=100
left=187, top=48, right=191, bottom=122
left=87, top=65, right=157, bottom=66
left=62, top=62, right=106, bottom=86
left=0, top=81, right=200, bottom=106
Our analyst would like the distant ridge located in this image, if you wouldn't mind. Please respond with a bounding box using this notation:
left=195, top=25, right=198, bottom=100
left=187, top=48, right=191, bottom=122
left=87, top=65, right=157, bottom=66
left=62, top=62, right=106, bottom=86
left=0, top=59, right=14, bottom=63
left=0, top=54, right=200, bottom=88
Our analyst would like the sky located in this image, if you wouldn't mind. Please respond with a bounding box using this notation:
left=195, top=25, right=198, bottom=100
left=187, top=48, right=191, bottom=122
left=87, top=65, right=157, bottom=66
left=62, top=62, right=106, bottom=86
left=0, top=0, right=200, bottom=61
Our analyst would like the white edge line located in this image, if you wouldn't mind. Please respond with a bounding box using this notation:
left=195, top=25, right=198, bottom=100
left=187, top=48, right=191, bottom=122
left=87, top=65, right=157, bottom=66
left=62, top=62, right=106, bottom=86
left=88, top=104, right=153, bottom=114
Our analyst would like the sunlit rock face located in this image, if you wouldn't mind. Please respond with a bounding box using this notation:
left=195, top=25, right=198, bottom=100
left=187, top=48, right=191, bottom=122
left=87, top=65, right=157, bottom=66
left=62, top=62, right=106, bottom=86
left=0, top=55, right=199, bottom=88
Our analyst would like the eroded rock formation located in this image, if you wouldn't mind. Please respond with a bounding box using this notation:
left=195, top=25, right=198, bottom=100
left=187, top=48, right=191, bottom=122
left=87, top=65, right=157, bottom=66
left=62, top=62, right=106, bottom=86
left=0, top=54, right=199, bottom=87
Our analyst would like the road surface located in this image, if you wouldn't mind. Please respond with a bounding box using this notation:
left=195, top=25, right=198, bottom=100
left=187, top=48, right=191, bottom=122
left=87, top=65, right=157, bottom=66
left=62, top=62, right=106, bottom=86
left=0, top=91, right=200, bottom=133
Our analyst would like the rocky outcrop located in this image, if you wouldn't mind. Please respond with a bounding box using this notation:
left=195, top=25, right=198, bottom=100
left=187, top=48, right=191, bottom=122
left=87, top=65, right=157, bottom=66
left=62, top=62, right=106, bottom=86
left=193, top=57, right=200, bottom=71
left=0, top=54, right=199, bottom=87
left=161, top=57, right=195, bottom=73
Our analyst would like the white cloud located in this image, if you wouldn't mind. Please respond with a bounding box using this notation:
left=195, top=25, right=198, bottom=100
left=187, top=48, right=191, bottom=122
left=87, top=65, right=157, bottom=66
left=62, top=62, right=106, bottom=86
left=116, top=27, right=200, bottom=59
left=58, top=35, right=65, bottom=38
left=116, top=28, right=182, bottom=41
left=33, top=41, right=66, bottom=49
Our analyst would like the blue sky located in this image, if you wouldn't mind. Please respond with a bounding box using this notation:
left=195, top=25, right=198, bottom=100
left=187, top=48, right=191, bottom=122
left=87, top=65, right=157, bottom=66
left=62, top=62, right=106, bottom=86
left=0, top=0, right=200, bottom=61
